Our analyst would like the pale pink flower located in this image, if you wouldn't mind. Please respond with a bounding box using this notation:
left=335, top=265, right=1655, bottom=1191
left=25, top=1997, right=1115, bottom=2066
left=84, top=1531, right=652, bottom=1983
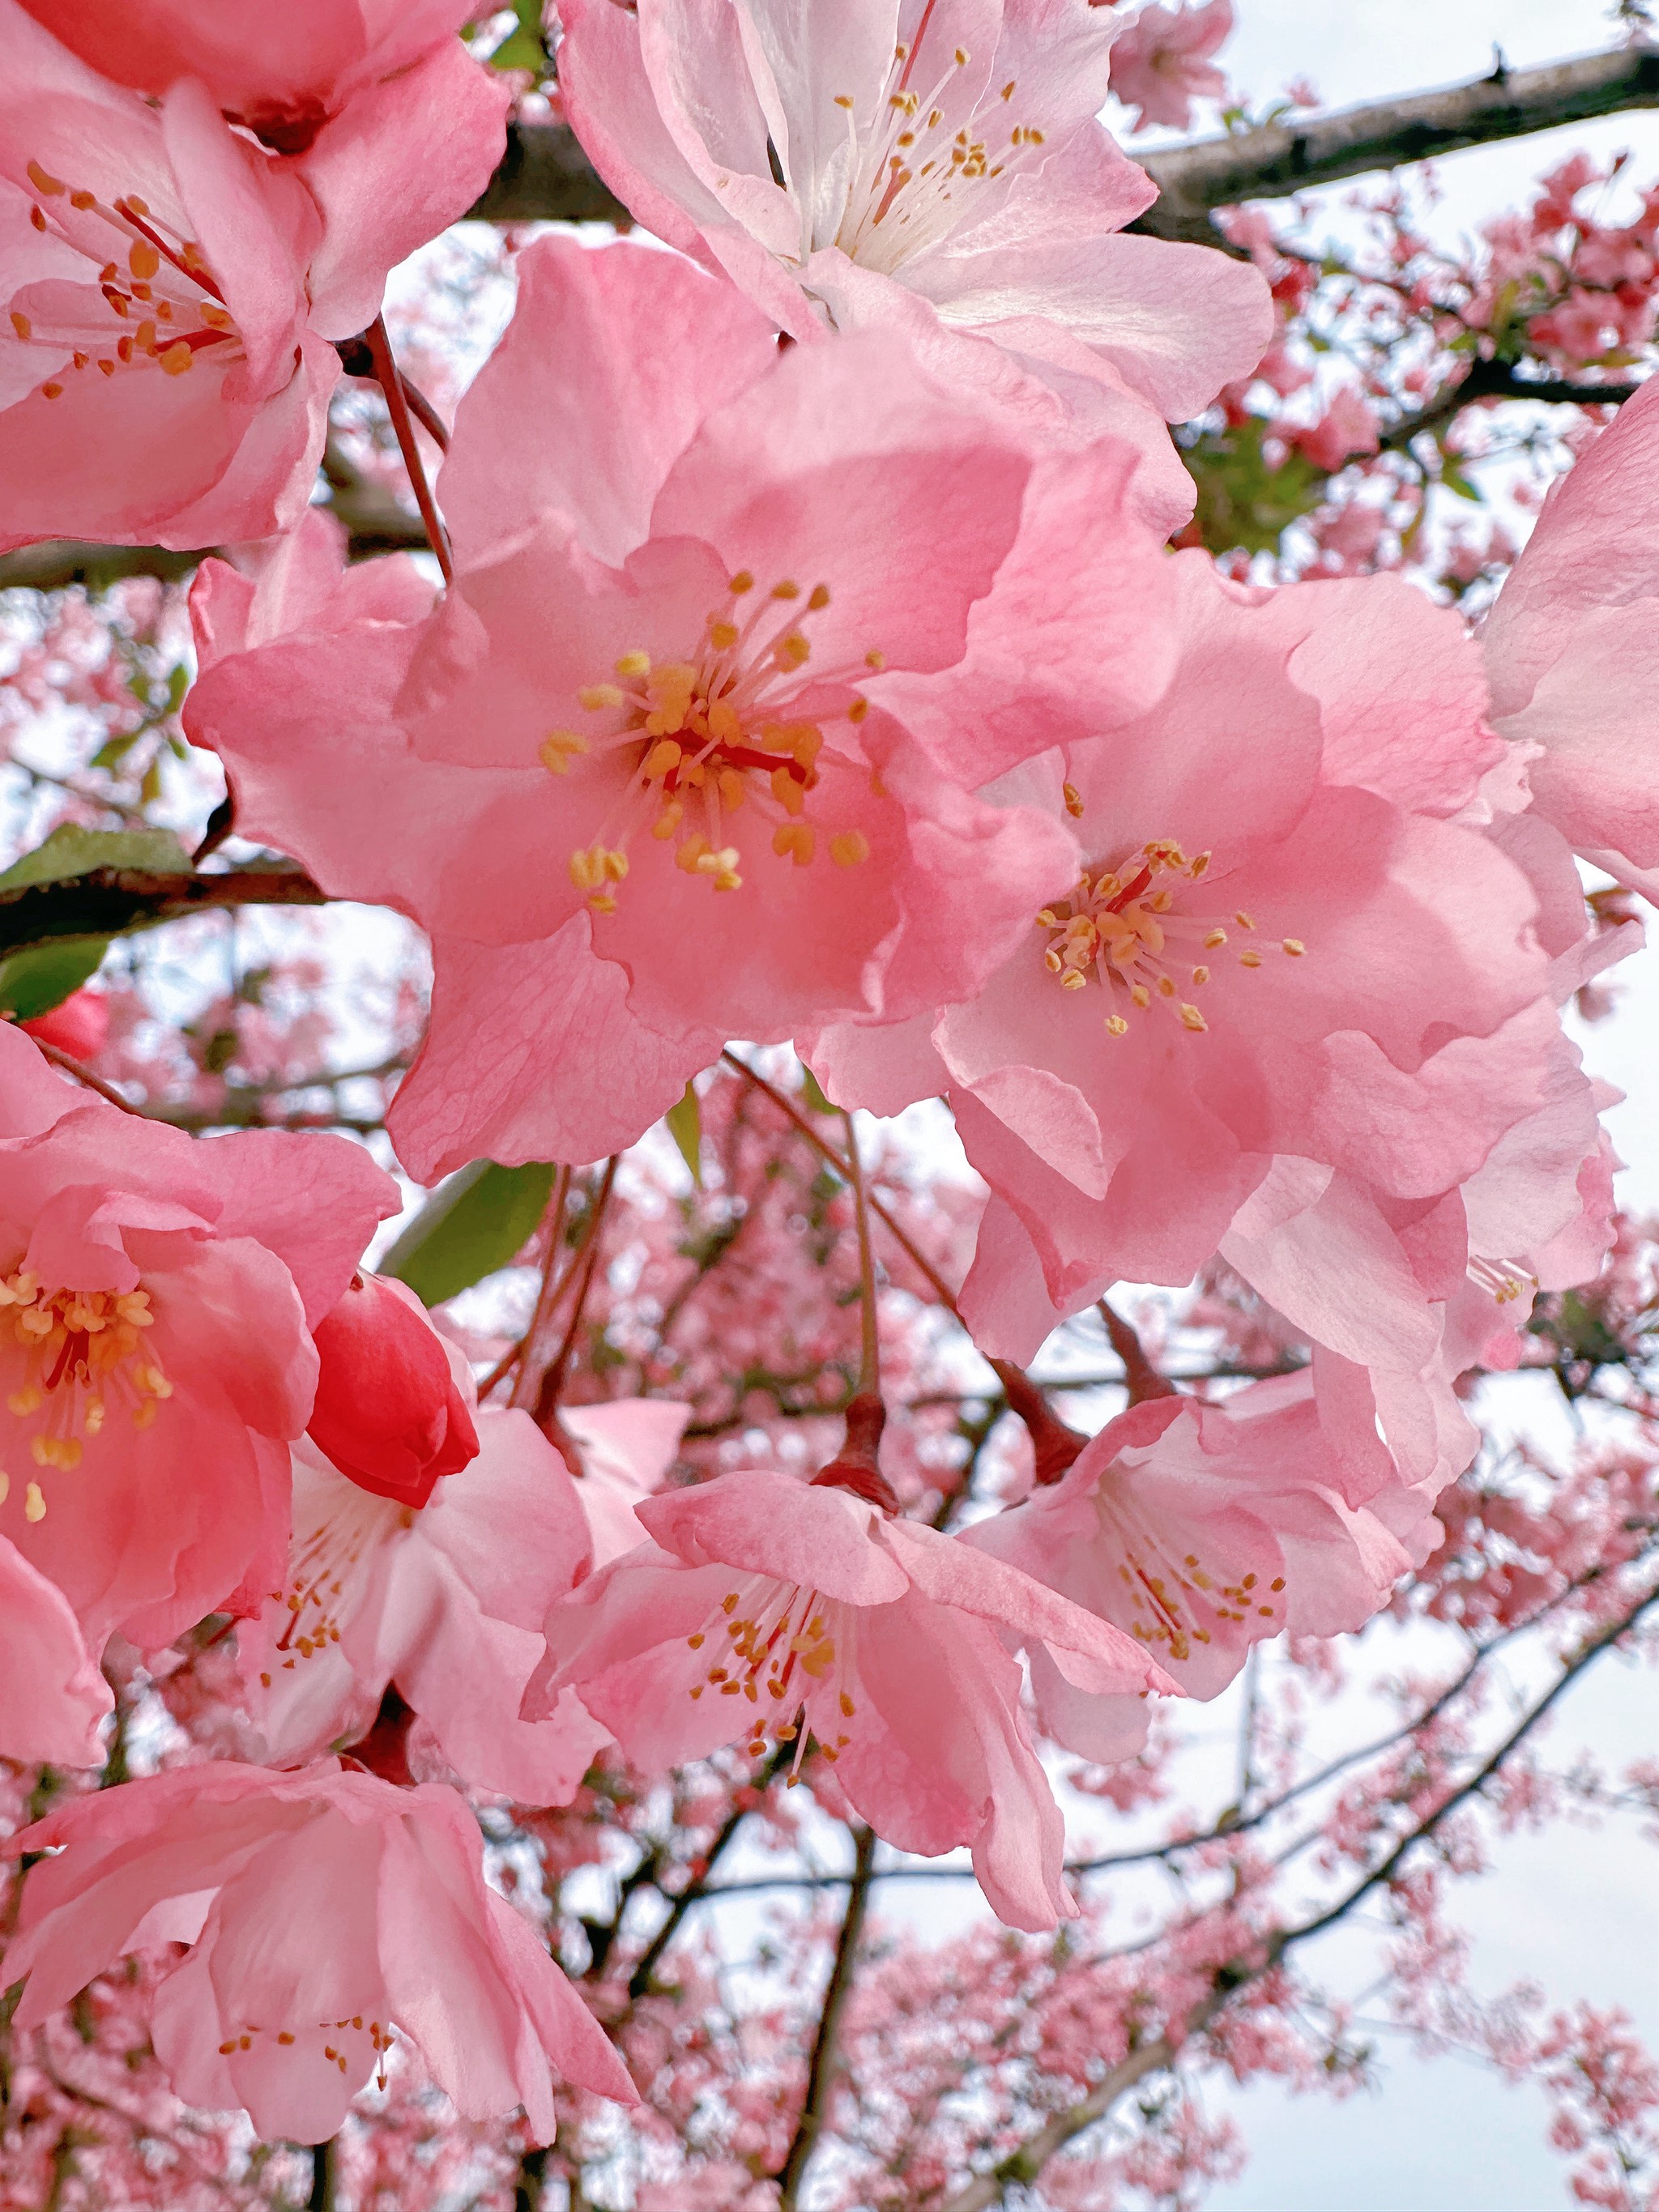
left=555, top=0, right=1272, bottom=420
left=1481, top=377, right=1659, bottom=899
left=560, top=1396, right=693, bottom=1566
left=963, top=1375, right=1437, bottom=1758
left=241, top=1362, right=609, bottom=1805
left=186, top=236, right=1188, bottom=1177
left=523, top=1467, right=1179, bottom=1929
left=0, top=1024, right=397, bottom=1649
left=1108, top=0, right=1235, bottom=132
left=6, top=1761, right=636, bottom=2142
left=19, top=0, right=486, bottom=153
left=0, top=0, right=506, bottom=552
left=815, top=553, right=1555, bottom=1302
left=0, top=1530, right=112, bottom=1764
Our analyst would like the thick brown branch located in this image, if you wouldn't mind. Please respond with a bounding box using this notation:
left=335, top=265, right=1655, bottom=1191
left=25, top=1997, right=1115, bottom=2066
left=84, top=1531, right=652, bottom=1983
left=1378, top=356, right=1644, bottom=451
left=1137, top=45, right=1659, bottom=241
left=776, top=1824, right=878, bottom=2211
left=467, top=119, right=629, bottom=224
left=0, top=865, right=327, bottom=956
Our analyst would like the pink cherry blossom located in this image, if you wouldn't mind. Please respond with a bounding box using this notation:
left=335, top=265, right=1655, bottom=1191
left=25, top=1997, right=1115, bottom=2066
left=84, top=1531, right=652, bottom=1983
left=0, top=1023, right=397, bottom=1649
left=1107, top=0, right=1235, bottom=133
left=0, top=1530, right=112, bottom=1764
left=241, top=1379, right=608, bottom=1806
left=555, top=0, right=1273, bottom=420
left=6, top=1761, right=636, bottom=2142
left=184, top=235, right=1190, bottom=1176
left=0, top=0, right=506, bottom=552
left=1481, top=377, right=1659, bottom=900
left=963, top=1375, right=1438, bottom=1758
left=18, top=0, right=484, bottom=154
left=815, top=552, right=1555, bottom=1301
left=560, top=1396, right=693, bottom=1566
left=306, top=1273, right=479, bottom=1509
left=523, top=1467, right=1179, bottom=1929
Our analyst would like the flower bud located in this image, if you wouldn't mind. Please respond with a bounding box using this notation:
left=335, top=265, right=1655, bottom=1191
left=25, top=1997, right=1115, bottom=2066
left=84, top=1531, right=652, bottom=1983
left=23, top=988, right=109, bottom=1062
left=307, top=1273, right=479, bottom=1508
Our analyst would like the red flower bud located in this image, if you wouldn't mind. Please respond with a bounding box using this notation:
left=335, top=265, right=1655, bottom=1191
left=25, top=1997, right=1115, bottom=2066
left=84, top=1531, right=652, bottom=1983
left=23, top=987, right=110, bottom=1062
left=306, top=1273, right=479, bottom=1509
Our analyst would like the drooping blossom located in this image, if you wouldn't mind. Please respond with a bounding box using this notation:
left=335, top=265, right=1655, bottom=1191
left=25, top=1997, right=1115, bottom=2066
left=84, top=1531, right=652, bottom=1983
left=1107, top=0, right=1235, bottom=133
left=814, top=553, right=1559, bottom=1307
left=1481, top=377, right=1659, bottom=899
left=0, top=1023, right=397, bottom=1649
left=523, top=1467, right=1179, bottom=1929
left=18, top=0, right=488, bottom=154
left=6, top=1761, right=637, bottom=2142
left=185, top=236, right=1192, bottom=1176
left=963, top=1375, right=1439, bottom=1759
left=241, top=1363, right=613, bottom=1805
left=559, top=1395, right=692, bottom=1566
left=0, top=0, right=507, bottom=552
left=305, top=1272, right=479, bottom=1508
left=554, top=0, right=1273, bottom=420
left=0, top=1530, right=112, bottom=1764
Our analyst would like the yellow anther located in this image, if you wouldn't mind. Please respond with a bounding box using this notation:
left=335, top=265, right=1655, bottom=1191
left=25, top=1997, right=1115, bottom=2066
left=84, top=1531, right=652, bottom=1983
left=1157, top=976, right=1176, bottom=998
left=10, top=310, right=31, bottom=341
left=642, top=739, right=682, bottom=779
left=539, top=731, right=591, bottom=774
left=1203, top=927, right=1227, bottom=948
left=729, top=570, right=754, bottom=594
left=27, top=160, right=65, bottom=195
left=129, top=239, right=160, bottom=279
left=830, top=830, right=870, bottom=867
left=1131, top=984, right=1151, bottom=1009
left=1179, top=1004, right=1208, bottom=1033
left=1239, top=949, right=1263, bottom=969
left=1062, top=782, right=1085, bottom=818
left=834, top=93, right=855, bottom=108
left=771, top=579, right=800, bottom=600
left=24, top=1481, right=45, bottom=1522
left=1235, top=910, right=1256, bottom=930
left=1282, top=937, right=1307, bottom=957
left=771, top=766, right=806, bottom=815
left=41, top=381, right=62, bottom=399
left=1105, top=1014, right=1129, bottom=1036
left=773, top=821, right=815, bottom=866
left=709, top=619, right=740, bottom=650
left=615, top=650, right=652, bottom=678
left=1191, top=965, right=1209, bottom=985
left=864, top=650, right=886, bottom=670
left=1060, top=970, right=1087, bottom=991
left=808, top=584, right=831, bottom=611
left=578, top=683, right=624, bottom=710
left=718, top=767, right=747, bottom=811
left=847, top=697, right=868, bottom=723
left=200, top=300, right=232, bottom=329
left=775, top=632, right=810, bottom=669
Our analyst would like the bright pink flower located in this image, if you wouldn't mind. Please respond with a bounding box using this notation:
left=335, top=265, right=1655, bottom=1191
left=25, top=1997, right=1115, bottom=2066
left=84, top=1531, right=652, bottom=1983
left=19, top=0, right=484, bottom=153
left=560, top=1396, right=693, bottom=1566
left=0, top=0, right=506, bottom=552
left=815, top=553, right=1554, bottom=1299
left=555, top=0, right=1272, bottom=420
left=6, top=1761, right=636, bottom=2142
left=21, top=986, right=109, bottom=1060
left=185, top=237, right=1187, bottom=1176
left=963, top=1375, right=1437, bottom=1758
left=1108, top=0, right=1235, bottom=131
left=306, top=1273, right=479, bottom=1509
left=0, top=1024, right=397, bottom=1648
left=242, top=1379, right=607, bottom=1805
left=1481, top=377, right=1659, bottom=899
left=523, top=1467, right=1179, bottom=1929
left=0, top=1530, right=112, bottom=1764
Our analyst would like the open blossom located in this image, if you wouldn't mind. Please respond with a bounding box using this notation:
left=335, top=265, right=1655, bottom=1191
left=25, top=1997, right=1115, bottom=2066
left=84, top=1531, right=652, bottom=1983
left=555, top=0, right=1272, bottom=420
left=306, top=1273, right=479, bottom=1508
left=964, top=1375, right=1439, bottom=1758
left=559, top=1396, right=692, bottom=1566
left=19, top=0, right=488, bottom=154
left=6, top=1762, right=636, bottom=2143
left=0, top=1024, right=397, bottom=1649
left=0, top=1531, right=112, bottom=1764
left=1481, top=377, right=1659, bottom=900
left=815, top=553, right=1557, bottom=1306
left=241, top=1366, right=615, bottom=1805
left=523, top=1468, right=1179, bottom=1930
left=0, top=0, right=506, bottom=552
left=185, top=236, right=1191, bottom=1176
left=1107, top=0, right=1235, bottom=132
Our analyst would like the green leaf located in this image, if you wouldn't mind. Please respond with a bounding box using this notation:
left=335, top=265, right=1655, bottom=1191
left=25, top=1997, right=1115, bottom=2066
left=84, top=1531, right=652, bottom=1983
left=1181, top=416, right=1326, bottom=559
left=800, top=1064, right=836, bottom=1116
left=0, top=936, right=107, bottom=1021
left=1438, top=459, right=1484, bottom=504
left=380, top=1159, right=556, bottom=1306
left=488, top=0, right=546, bottom=70
left=665, top=1081, right=702, bottom=1186
left=0, top=823, right=191, bottom=892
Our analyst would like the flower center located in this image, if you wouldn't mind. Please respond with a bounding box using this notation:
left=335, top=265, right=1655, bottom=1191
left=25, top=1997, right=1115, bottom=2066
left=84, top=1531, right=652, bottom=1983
left=0, top=1268, right=170, bottom=1510
left=544, top=573, right=878, bottom=914
left=258, top=1482, right=407, bottom=1686
left=686, top=1579, right=858, bottom=1778
left=1099, top=1493, right=1286, bottom=1664
left=827, top=11, right=1051, bottom=273
left=10, top=160, right=241, bottom=401
left=1036, top=826, right=1307, bottom=1038
left=217, top=2014, right=393, bottom=2091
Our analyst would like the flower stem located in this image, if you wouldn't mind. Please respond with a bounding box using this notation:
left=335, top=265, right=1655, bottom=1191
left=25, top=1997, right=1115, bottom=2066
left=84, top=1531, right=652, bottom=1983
left=363, top=315, right=454, bottom=586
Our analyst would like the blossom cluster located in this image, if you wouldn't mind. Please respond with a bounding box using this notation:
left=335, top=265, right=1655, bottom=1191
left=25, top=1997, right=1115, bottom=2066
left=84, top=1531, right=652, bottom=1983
left=0, top=0, right=1653, bottom=2195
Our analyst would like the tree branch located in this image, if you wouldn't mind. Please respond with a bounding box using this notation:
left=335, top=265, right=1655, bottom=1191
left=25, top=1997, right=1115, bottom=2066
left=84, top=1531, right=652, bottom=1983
left=1377, top=356, right=1644, bottom=452
left=0, top=864, right=327, bottom=956
left=776, top=1824, right=878, bottom=2211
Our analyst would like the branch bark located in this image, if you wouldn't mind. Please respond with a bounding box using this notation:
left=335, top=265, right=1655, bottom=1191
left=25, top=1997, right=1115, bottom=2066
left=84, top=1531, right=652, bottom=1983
left=776, top=1823, right=878, bottom=2212
left=0, top=864, right=326, bottom=957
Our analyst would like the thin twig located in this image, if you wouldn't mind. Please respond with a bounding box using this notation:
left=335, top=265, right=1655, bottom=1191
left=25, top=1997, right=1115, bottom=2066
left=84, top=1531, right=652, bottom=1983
left=777, top=1824, right=879, bottom=2210
left=841, top=1110, right=881, bottom=1397
left=25, top=1034, right=143, bottom=1114
left=363, top=316, right=454, bottom=586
